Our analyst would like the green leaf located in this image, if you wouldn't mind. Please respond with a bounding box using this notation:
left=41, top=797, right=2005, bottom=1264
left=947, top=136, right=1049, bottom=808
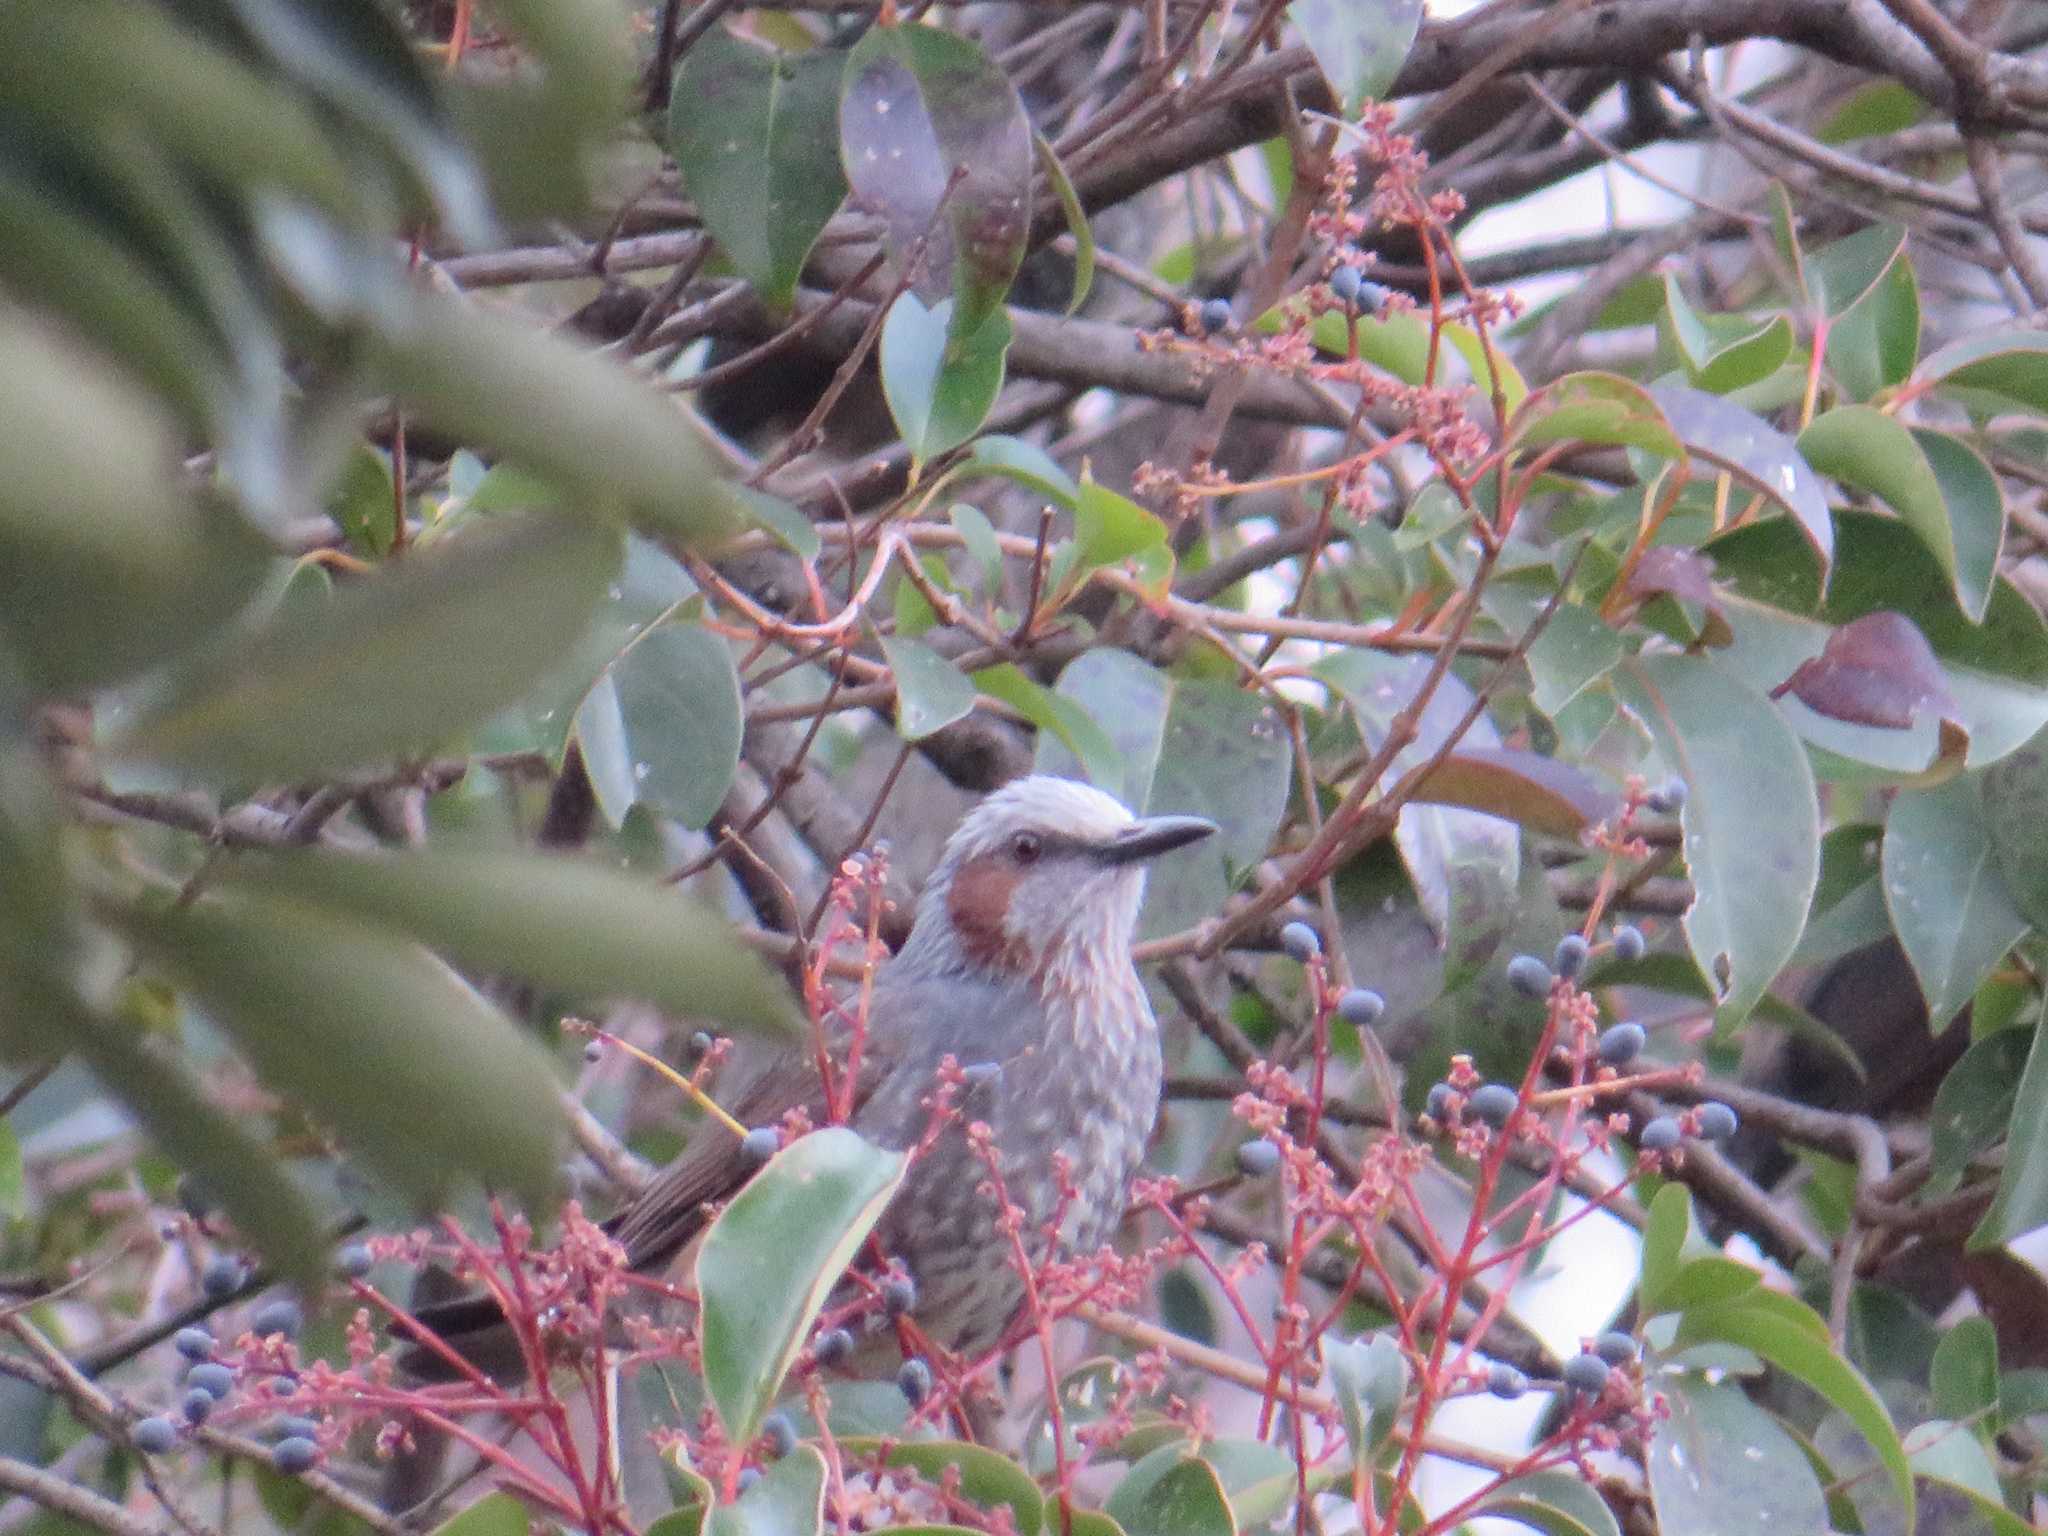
left=578, top=621, right=744, bottom=832
left=669, top=34, right=847, bottom=311
left=120, top=513, right=620, bottom=781
left=1882, top=774, right=2029, bottom=1028
left=1470, top=1470, right=1622, bottom=1536
left=1982, top=721, right=2048, bottom=928
left=1318, top=651, right=1522, bottom=988
left=1649, top=383, right=1834, bottom=584
left=1827, top=249, right=1919, bottom=402
left=1506, top=372, right=1681, bottom=457
left=1288, top=0, right=1423, bottom=112
left=696, top=1128, right=905, bottom=1444
left=115, top=892, right=568, bottom=1214
left=1817, top=81, right=1927, bottom=143
left=879, top=296, right=1011, bottom=467
left=1677, top=1297, right=1913, bottom=1526
left=737, top=489, right=822, bottom=563
left=1807, top=223, right=1907, bottom=319
left=1969, top=1016, right=2048, bottom=1251
left=1699, top=317, right=1795, bottom=396
left=1931, top=1316, right=1998, bottom=1421
left=1323, top=1333, right=1406, bottom=1461
left=1904, top=1420, right=2035, bottom=1536
left=972, top=663, right=1121, bottom=789
left=840, top=24, right=1031, bottom=334
left=374, top=291, right=743, bottom=549
left=963, top=436, right=1078, bottom=508
left=1638, top=1184, right=1699, bottom=1315
left=1706, top=511, right=2048, bottom=773
left=1072, top=474, right=1172, bottom=590
left=1036, top=134, right=1094, bottom=316
left=1520, top=601, right=1623, bottom=717
left=1036, top=650, right=1293, bottom=939
left=1909, top=430, right=2003, bottom=624
left=949, top=503, right=1004, bottom=590
left=1613, top=654, right=1820, bottom=1032
left=879, top=635, right=977, bottom=740
left=327, top=443, right=398, bottom=557
left=427, top=1491, right=530, bottom=1536
left=838, top=1440, right=1041, bottom=1536
left=1657, top=1256, right=1766, bottom=1314
left=1105, top=1449, right=1234, bottom=1536
left=227, top=847, right=800, bottom=1038
left=708, top=1446, right=827, bottom=1536
left=1648, top=1378, right=1828, bottom=1536
left=1917, top=329, right=2048, bottom=416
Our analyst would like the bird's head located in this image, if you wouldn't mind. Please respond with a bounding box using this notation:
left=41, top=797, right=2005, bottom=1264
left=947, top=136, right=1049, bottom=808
left=899, top=776, right=1216, bottom=993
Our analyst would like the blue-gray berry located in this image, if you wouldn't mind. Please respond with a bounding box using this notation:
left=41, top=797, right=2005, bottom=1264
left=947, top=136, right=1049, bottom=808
left=181, top=1388, right=214, bottom=1425
left=338, top=1244, right=374, bottom=1279
left=274, top=1416, right=320, bottom=1442
left=1593, top=1331, right=1637, bottom=1365
left=1647, top=777, right=1687, bottom=813
left=896, top=1356, right=933, bottom=1407
left=185, top=1362, right=234, bottom=1401
left=1236, top=1139, right=1282, bottom=1177
left=882, top=1274, right=917, bottom=1318
left=1424, top=1082, right=1456, bottom=1121
left=1506, top=954, right=1552, bottom=999
left=1486, top=1363, right=1527, bottom=1399
left=251, top=1299, right=302, bottom=1339
left=762, top=1411, right=798, bottom=1459
left=1330, top=265, right=1365, bottom=306
left=133, top=1416, right=178, bottom=1454
left=583, top=1041, right=603, bottom=1063
left=963, top=1061, right=1002, bottom=1091
left=814, top=1328, right=854, bottom=1367
left=1469, top=1083, right=1519, bottom=1129
left=1597, top=1022, right=1646, bottom=1067
left=1611, top=925, right=1646, bottom=962
left=174, top=1327, right=214, bottom=1362
left=270, top=1436, right=319, bottom=1475
left=201, top=1255, right=244, bottom=1298
left=1639, top=1116, right=1683, bottom=1153
left=740, top=1127, right=780, bottom=1166
left=688, top=1030, right=714, bottom=1059
left=1200, top=298, right=1234, bottom=335
left=1279, top=921, right=1322, bottom=962
left=1696, top=1102, right=1739, bottom=1141
left=737, top=1467, right=762, bottom=1494
left=1563, top=1353, right=1611, bottom=1396
left=1554, top=934, right=1589, bottom=980
left=1337, top=988, right=1386, bottom=1027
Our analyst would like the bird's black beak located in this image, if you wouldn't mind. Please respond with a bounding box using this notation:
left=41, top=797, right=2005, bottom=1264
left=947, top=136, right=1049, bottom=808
left=1096, top=814, right=1219, bottom=866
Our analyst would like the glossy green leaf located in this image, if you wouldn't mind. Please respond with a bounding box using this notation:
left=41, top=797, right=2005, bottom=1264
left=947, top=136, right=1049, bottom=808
left=708, top=1446, right=827, bottom=1536
left=1037, top=650, right=1292, bottom=939
left=1970, top=1017, right=2048, bottom=1251
left=427, top=1492, right=530, bottom=1536
left=1648, top=1378, right=1828, bottom=1536
left=1289, top=0, right=1421, bottom=110
left=1324, top=1333, right=1407, bottom=1461
left=949, top=503, right=1004, bottom=590
left=1613, top=654, right=1820, bottom=1033
left=228, top=847, right=800, bottom=1038
left=880, top=635, right=977, bottom=740
left=1072, top=474, right=1172, bottom=589
left=972, top=663, right=1121, bottom=790
left=0, top=316, right=273, bottom=693
left=1657, top=1256, right=1766, bottom=1314
left=737, top=488, right=823, bottom=563
left=1677, top=1297, right=1913, bottom=1526
left=1827, top=249, right=1919, bottom=402
left=1925, top=1028, right=2023, bottom=1196
left=1882, top=774, right=2029, bottom=1029
left=696, top=1129, right=905, bottom=1444
left=1507, top=372, right=1681, bottom=457
left=1706, top=512, right=2048, bottom=773
left=327, top=443, right=398, bottom=557
left=839, top=1439, right=1041, bottom=1536
left=1105, top=1448, right=1233, bottom=1536
left=1917, top=329, right=2048, bottom=415
left=1904, top=1421, right=2035, bottom=1536
left=1471, top=1470, right=1622, bottom=1536
left=1319, top=651, right=1522, bottom=988
left=963, top=436, right=1078, bottom=508
left=376, top=291, right=742, bottom=549
left=1931, top=1316, right=1998, bottom=1421
left=669, top=34, right=847, bottom=311
left=840, top=24, right=1031, bottom=333
left=1818, top=81, right=1926, bottom=143
left=1807, top=223, right=1907, bottom=319
left=578, top=621, right=744, bottom=832
left=1638, top=1183, right=1701, bottom=1315
left=879, top=295, right=1012, bottom=467
left=1650, top=383, right=1834, bottom=583
left=1699, top=316, right=1795, bottom=396
left=1982, top=721, right=2048, bottom=929
left=1910, top=430, right=2003, bottom=624
left=1520, top=601, right=1623, bottom=717
left=116, top=892, right=568, bottom=1213
left=121, top=513, right=620, bottom=781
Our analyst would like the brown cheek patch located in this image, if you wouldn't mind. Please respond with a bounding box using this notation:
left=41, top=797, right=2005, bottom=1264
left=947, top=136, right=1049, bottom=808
left=947, top=856, right=1026, bottom=971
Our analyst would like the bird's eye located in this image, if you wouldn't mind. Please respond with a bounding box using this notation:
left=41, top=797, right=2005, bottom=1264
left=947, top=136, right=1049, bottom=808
left=1010, top=831, right=1043, bottom=864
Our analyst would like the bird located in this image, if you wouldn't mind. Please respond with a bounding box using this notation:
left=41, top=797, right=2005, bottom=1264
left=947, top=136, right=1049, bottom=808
left=414, top=775, right=1215, bottom=1366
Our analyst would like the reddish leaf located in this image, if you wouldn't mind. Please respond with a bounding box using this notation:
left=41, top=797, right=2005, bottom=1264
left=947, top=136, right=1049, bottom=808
left=1770, top=611, right=1956, bottom=729
left=1407, top=748, right=1620, bottom=838
left=1626, top=547, right=1719, bottom=608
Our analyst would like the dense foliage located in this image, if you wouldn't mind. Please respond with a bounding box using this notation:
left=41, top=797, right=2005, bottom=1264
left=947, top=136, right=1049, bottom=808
left=3, top=3, right=2048, bottom=1535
